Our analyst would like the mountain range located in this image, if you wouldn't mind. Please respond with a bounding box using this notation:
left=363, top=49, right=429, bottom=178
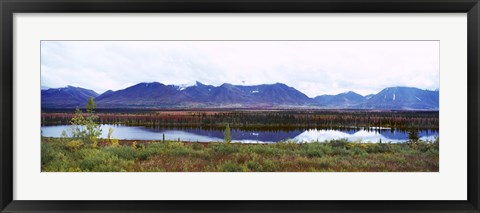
left=41, top=86, right=99, bottom=109
left=41, top=82, right=439, bottom=110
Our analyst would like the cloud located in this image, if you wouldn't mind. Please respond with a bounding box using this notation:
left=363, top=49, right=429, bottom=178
left=41, top=40, right=439, bottom=97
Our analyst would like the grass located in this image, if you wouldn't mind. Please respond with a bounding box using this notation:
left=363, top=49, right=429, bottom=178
left=41, top=137, right=439, bottom=172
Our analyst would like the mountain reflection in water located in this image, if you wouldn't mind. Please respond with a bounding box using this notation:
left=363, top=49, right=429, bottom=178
left=41, top=124, right=438, bottom=143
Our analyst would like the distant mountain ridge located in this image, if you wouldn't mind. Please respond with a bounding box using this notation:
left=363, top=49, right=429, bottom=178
left=41, top=86, right=99, bottom=109
left=41, top=82, right=439, bottom=110
left=313, top=91, right=365, bottom=108
left=355, top=87, right=439, bottom=110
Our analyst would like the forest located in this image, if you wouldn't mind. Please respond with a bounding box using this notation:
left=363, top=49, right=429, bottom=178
left=42, top=109, right=439, bottom=131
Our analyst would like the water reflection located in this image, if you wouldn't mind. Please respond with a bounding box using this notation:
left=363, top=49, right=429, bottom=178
left=41, top=124, right=438, bottom=143
left=294, top=129, right=437, bottom=143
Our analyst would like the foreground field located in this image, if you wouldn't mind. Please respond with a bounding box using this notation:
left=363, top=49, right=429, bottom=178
left=41, top=137, right=439, bottom=172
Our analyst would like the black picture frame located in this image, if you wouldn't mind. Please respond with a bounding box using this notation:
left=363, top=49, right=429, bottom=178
left=1, top=0, right=479, bottom=212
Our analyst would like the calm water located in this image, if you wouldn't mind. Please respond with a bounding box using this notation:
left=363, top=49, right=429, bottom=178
left=41, top=124, right=439, bottom=143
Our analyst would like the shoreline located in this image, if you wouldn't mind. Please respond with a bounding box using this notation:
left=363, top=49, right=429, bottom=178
left=41, top=137, right=437, bottom=148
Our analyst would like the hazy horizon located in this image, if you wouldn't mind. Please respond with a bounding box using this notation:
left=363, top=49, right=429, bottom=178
left=41, top=40, right=439, bottom=96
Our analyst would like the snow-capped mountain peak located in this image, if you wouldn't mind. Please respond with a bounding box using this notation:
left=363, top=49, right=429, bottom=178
left=174, top=82, right=198, bottom=91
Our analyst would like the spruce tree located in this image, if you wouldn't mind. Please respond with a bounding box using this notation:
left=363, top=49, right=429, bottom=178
left=224, top=124, right=232, bottom=143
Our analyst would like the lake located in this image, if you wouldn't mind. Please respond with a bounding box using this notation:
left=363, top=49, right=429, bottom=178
left=41, top=124, right=439, bottom=143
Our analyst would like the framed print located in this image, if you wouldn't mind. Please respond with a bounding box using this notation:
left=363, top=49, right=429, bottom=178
left=1, top=0, right=479, bottom=212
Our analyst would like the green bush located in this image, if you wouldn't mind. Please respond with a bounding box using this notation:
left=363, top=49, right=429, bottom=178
left=299, top=142, right=333, bottom=157
left=66, top=140, right=83, bottom=151
left=191, top=143, right=204, bottom=151
left=41, top=142, right=57, bottom=166
left=426, top=148, right=439, bottom=157
left=219, top=162, right=244, bottom=172
left=245, top=160, right=262, bottom=171
left=328, top=139, right=349, bottom=149
left=80, top=151, right=110, bottom=171
left=170, top=147, right=191, bottom=156
left=134, top=143, right=169, bottom=160
left=91, top=155, right=134, bottom=172
left=247, top=144, right=284, bottom=156
left=305, top=147, right=325, bottom=157
left=349, top=146, right=368, bottom=157
left=412, top=141, right=438, bottom=152
left=331, top=147, right=352, bottom=156
left=259, top=159, right=278, bottom=172
left=366, top=143, right=393, bottom=153
left=276, top=139, right=299, bottom=150
left=210, top=143, right=239, bottom=155
left=108, top=146, right=137, bottom=160
left=318, top=159, right=333, bottom=168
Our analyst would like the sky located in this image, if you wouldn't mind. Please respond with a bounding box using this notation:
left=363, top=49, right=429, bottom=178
left=41, top=40, right=439, bottom=97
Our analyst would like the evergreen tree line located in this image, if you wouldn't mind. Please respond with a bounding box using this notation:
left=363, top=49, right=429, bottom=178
left=42, top=110, right=439, bottom=130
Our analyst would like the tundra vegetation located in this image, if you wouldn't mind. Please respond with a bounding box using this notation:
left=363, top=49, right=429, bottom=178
left=41, top=136, right=439, bottom=172
left=41, top=99, right=439, bottom=172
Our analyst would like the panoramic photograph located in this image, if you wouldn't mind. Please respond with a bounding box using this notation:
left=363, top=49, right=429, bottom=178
left=40, top=40, right=439, bottom=172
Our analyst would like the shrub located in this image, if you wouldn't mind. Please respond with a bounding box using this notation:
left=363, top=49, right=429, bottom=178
left=210, top=143, right=239, bottom=155
left=301, top=142, right=332, bottom=157
left=79, top=149, right=106, bottom=171
left=92, top=155, right=134, bottom=172
left=135, top=143, right=165, bottom=160
left=259, top=159, right=278, bottom=172
left=191, top=143, right=204, bottom=151
left=331, top=147, right=352, bottom=156
left=328, top=139, right=349, bottom=149
left=79, top=152, right=132, bottom=172
left=66, top=140, right=83, bottom=151
left=276, top=140, right=299, bottom=151
left=110, top=138, right=119, bottom=147
left=426, top=148, right=439, bottom=157
left=305, top=147, right=325, bottom=157
left=41, top=142, right=57, bottom=166
left=318, top=160, right=333, bottom=168
left=246, top=160, right=262, bottom=171
left=219, top=162, right=244, bottom=172
left=413, top=141, right=437, bottom=152
left=230, top=152, right=249, bottom=164
left=366, top=143, right=392, bottom=153
left=170, top=147, right=190, bottom=156
left=147, top=142, right=168, bottom=154
left=108, top=146, right=137, bottom=160
left=349, top=146, right=368, bottom=157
